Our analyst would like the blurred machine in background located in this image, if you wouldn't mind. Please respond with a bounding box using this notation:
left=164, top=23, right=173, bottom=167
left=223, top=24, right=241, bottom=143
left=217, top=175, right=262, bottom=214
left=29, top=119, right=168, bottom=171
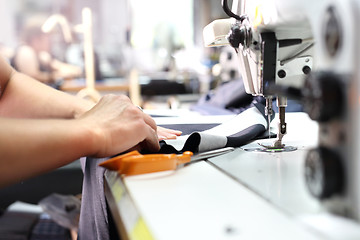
left=204, top=0, right=360, bottom=223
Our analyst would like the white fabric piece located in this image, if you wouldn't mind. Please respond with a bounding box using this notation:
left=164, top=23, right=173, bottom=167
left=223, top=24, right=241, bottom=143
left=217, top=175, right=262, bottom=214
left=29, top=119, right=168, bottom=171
left=197, top=133, right=227, bottom=152
left=164, top=105, right=267, bottom=151
left=203, top=106, right=267, bottom=136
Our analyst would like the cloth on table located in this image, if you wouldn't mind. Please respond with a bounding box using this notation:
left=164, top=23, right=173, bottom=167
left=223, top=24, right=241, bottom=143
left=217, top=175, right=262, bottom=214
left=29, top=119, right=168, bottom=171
left=77, top=100, right=273, bottom=240
left=190, top=77, right=303, bottom=114
left=157, top=101, right=273, bottom=154
left=77, top=157, right=119, bottom=240
left=157, top=123, right=219, bottom=136
left=190, top=78, right=257, bottom=115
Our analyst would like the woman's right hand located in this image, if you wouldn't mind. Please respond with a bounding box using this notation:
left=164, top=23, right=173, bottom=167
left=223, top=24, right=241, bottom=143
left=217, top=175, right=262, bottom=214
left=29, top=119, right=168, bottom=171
left=78, top=94, right=160, bottom=157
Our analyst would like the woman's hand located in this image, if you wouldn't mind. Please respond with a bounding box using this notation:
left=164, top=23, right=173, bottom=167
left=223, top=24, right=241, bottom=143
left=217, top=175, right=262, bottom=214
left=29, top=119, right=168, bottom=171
left=78, top=94, right=160, bottom=157
left=157, top=126, right=182, bottom=140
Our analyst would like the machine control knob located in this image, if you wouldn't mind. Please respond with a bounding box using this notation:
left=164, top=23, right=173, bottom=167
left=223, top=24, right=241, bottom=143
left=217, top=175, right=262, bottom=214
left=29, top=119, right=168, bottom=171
left=302, top=72, right=344, bottom=122
left=228, top=25, right=244, bottom=49
left=305, top=147, right=344, bottom=199
left=227, top=22, right=252, bottom=50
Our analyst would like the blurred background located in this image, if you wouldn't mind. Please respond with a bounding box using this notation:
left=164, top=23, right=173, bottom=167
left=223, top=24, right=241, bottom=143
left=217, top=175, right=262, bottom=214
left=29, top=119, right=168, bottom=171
left=0, top=0, right=234, bottom=104
left=0, top=0, right=243, bottom=210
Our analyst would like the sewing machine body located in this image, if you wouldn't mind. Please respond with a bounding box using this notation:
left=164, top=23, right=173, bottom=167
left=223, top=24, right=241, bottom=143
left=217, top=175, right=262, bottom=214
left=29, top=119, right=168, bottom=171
left=204, top=0, right=360, bottom=221
left=232, top=0, right=314, bottom=95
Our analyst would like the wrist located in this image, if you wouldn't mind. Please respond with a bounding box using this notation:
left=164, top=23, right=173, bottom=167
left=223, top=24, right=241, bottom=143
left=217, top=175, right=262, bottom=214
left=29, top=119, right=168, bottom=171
left=76, top=118, right=104, bottom=157
left=73, top=99, right=95, bottom=119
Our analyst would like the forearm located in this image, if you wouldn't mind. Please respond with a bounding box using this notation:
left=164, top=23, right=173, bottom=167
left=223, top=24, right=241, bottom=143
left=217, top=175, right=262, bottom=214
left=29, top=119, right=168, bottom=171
left=52, top=59, right=82, bottom=79
left=0, top=117, right=98, bottom=187
left=0, top=71, right=94, bottom=119
left=29, top=70, right=53, bottom=84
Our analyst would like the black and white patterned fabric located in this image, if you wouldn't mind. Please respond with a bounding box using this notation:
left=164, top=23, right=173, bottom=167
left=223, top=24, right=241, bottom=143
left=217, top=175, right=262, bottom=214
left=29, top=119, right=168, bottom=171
left=78, top=101, right=273, bottom=240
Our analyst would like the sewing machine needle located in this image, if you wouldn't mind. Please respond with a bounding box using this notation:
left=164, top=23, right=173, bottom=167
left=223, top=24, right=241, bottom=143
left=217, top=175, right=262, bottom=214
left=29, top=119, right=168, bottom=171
left=265, top=96, right=273, bottom=139
left=268, top=114, right=271, bottom=138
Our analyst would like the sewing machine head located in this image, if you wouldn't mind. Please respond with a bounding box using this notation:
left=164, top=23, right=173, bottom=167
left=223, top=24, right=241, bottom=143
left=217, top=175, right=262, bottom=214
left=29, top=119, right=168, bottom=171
left=204, top=0, right=314, bottom=149
left=204, top=0, right=360, bottom=222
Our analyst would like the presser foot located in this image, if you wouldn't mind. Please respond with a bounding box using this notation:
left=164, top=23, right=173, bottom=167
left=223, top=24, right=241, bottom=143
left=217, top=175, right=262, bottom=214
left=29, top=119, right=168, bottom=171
left=255, top=130, right=297, bottom=152
left=244, top=143, right=297, bottom=153
left=244, top=135, right=297, bottom=153
left=255, top=143, right=297, bottom=153
left=251, top=103, right=297, bottom=152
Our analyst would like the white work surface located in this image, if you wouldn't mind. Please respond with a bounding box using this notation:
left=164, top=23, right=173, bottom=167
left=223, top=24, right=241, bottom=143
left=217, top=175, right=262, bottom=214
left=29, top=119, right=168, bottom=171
left=209, top=112, right=322, bottom=216
left=106, top=112, right=360, bottom=240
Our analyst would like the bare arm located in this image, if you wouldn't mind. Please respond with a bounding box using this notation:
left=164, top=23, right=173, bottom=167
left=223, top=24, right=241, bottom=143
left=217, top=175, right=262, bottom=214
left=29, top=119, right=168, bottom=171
left=0, top=56, right=185, bottom=187
left=14, top=46, right=82, bottom=82
left=0, top=57, right=160, bottom=187
left=51, top=58, right=82, bottom=80
left=0, top=94, right=160, bottom=187
left=13, top=46, right=53, bottom=83
left=0, top=117, right=95, bottom=187
left=0, top=56, right=93, bottom=119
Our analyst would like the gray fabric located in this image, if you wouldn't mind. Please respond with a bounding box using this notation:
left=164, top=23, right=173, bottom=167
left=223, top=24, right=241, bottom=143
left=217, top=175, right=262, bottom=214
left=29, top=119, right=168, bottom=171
left=78, top=158, right=108, bottom=240
left=158, top=103, right=271, bottom=154
left=77, top=102, right=272, bottom=239
left=197, top=133, right=227, bottom=152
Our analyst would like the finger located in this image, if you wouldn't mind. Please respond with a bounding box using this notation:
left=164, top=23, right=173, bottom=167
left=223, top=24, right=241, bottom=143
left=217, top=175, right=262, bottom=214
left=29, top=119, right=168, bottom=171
left=157, top=126, right=182, bottom=136
left=141, top=127, right=160, bottom=152
left=158, top=134, right=176, bottom=141
left=171, top=130, right=182, bottom=136
left=157, top=132, right=179, bottom=141
left=142, top=112, right=157, bottom=131
left=156, top=126, right=182, bottom=140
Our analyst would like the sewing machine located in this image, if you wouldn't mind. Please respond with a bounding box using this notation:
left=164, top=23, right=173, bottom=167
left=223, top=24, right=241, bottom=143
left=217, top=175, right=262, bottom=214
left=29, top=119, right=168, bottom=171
left=204, top=0, right=360, bottom=222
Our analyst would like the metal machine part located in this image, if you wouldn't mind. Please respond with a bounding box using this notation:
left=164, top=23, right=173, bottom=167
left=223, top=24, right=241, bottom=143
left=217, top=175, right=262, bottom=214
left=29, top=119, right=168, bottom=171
left=218, top=0, right=314, bottom=149
left=274, top=97, right=287, bottom=148
left=302, top=72, right=344, bottom=122
left=203, top=0, right=360, bottom=222
left=305, top=147, right=344, bottom=200
left=303, top=3, right=360, bottom=221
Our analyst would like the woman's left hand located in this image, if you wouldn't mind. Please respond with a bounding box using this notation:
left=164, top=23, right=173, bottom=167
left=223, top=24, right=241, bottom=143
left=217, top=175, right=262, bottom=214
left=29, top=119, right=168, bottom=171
left=157, top=126, right=182, bottom=140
